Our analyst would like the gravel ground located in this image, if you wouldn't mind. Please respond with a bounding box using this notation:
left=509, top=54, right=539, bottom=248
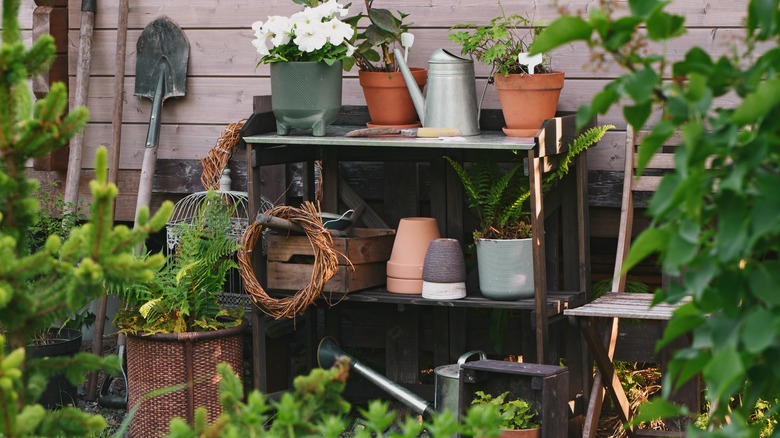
left=77, top=370, right=128, bottom=436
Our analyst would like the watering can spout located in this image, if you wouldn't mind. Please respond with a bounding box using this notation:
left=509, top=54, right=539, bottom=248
left=394, top=48, right=426, bottom=126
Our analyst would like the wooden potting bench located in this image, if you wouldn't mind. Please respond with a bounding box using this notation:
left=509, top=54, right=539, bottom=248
left=242, top=98, right=592, bottom=425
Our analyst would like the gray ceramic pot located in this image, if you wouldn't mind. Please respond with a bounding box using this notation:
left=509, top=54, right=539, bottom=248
left=476, top=237, right=534, bottom=300
left=270, top=61, right=343, bottom=136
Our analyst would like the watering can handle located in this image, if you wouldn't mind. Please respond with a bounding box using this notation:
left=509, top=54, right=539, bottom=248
left=457, top=350, right=487, bottom=365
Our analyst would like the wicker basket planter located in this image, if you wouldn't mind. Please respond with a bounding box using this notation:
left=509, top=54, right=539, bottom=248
left=126, top=324, right=244, bottom=437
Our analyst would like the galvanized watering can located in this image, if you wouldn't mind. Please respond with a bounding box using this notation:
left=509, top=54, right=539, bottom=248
left=434, top=350, right=486, bottom=413
left=394, top=48, right=481, bottom=136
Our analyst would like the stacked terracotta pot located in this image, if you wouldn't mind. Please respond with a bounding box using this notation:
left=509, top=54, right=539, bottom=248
left=386, top=217, right=440, bottom=294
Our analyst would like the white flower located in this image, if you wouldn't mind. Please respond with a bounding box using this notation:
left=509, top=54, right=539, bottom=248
left=315, top=0, right=348, bottom=20
left=294, top=21, right=329, bottom=52
left=252, top=37, right=270, bottom=56
left=323, top=17, right=354, bottom=47
left=263, top=16, right=293, bottom=47
left=344, top=41, right=356, bottom=57
left=290, top=7, right=320, bottom=29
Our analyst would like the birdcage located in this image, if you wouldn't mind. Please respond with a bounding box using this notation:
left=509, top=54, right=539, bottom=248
left=164, top=119, right=275, bottom=315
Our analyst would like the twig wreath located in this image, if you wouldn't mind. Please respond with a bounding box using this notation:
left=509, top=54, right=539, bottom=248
left=238, top=202, right=339, bottom=319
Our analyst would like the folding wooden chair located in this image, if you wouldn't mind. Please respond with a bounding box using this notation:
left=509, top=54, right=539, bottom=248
left=565, top=125, right=698, bottom=437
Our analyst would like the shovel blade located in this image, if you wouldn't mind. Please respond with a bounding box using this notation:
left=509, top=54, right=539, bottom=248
left=135, top=16, right=189, bottom=100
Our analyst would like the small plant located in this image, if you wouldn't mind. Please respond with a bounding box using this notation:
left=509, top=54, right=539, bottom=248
left=346, top=0, right=412, bottom=72
left=114, top=190, right=243, bottom=334
left=448, top=0, right=550, bottom=77
left=165, top=359, right=506, bottom=437
left=445, top=124, right=613, bottom=241
left=471, top=390, right=540, bottom=431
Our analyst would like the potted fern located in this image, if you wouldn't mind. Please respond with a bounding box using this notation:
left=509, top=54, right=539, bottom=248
left=113, top=190, right=245, bottom=435
left=445, top=124, right=612, bottom=299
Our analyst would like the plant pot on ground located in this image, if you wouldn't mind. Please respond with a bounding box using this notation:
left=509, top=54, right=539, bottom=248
left=445, top=124, right=612, bottom=299
left=449, top=2, right=564, bottom=136
left=471, top=390, right=541, bottom=437
left=114, top=190, right=245, bottom=436
left=348, top=1, right=427, bottom=127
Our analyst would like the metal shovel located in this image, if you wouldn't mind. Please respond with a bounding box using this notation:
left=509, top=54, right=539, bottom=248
left=133, top=16, right=189, bottom=215
left=96, top=17, right=189, bottom=410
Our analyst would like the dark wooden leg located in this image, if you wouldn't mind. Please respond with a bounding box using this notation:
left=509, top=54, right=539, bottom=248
left=252, top=308, right=268, bottom=392
left=579, top=317, right=634, bottom=437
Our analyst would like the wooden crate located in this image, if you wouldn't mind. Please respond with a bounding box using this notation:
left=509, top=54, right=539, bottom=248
left=459, top=360, right=569, bottom=438
left=266, top=228, right=395, bottom=293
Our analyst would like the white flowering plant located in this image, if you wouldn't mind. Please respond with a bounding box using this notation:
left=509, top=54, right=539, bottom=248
left=252, top=0, right=358, bottom=70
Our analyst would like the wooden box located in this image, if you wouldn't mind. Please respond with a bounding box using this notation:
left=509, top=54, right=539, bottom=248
left=459, top=360, right=569, bottom=438
left=266, top=228, right=395, bottom=293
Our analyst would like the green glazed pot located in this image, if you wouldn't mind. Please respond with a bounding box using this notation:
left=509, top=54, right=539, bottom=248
left=270, top=61, right=343, bottom=136
left=476, top=237, right=535, bottom=300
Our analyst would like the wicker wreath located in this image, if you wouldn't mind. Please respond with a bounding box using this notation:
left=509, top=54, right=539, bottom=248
left=238, top=202, right=339, bottom=319
left=200, top=120, right=246, bottom=190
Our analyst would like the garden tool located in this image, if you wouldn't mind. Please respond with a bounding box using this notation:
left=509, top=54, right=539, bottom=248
left=63, top=0, right=97, bottom=210
left=345, top=126, right=460, bottom=138
left=133, top=16, right=189, bottom=217
left=88, top=0, right=130, bottom=402
left=97, top=334, right=127, bottom=408
left=318, top=337, right=435, bottom=418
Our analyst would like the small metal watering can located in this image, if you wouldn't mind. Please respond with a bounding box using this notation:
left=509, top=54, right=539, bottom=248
left=434, top=350, right=486, bottom=413
left=394, top=48, right=481, bottom=136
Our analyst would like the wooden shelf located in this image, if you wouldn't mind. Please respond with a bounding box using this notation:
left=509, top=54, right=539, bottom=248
left=243, top=99, right=591, bottom=397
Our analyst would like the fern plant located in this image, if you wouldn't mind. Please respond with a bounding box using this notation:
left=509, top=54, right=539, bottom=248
left=115, top=190, right=243, bottom=334
left=446, top=124, right=613, bottom=241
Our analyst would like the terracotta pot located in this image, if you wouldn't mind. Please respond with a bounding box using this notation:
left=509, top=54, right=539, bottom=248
left=359, top=68, right=427, bottom=127
left=386, top=217, right=440, bottom=294
left=499, top=427, right=541, bottom=437
left=494, top=71, right=564, bottom=137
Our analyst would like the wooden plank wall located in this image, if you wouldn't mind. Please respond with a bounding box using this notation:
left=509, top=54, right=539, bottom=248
left=17, top=1, right=748, bottom=236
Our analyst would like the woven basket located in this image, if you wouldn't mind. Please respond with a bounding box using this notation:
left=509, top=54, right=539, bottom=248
left=126, top=325, right=244, bottom=437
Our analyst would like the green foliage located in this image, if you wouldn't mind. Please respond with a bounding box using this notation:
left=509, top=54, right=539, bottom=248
left=114, top=190, right=242, bottom=334
left=346, top=0, right=411, bottom=72
left=445, top=124, right=612, bottom=241
left=535, top=0, right=780, bottom=434
left=470, top=390, right=540, bottom=430
left=165, top=360, right=505, bottom=437
left=0, top=1, right=172, bottom=435
left=448, top=0, right=550, bottom=77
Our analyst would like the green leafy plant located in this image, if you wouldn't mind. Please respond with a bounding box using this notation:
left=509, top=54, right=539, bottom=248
left=164, top=359, right=506, bottom=437
left=448, top=0, right=550, bottom=77
left=114, top=190, right=242, bottom=334
left=532, top=0, right=780, bottom=433
left=346, top=0, right=412, bottom=72
left=471, top=390, right=540, bottom=431
left=0, top=0, right=172, bottom=434
left=445, top=124, right=612, bottom=241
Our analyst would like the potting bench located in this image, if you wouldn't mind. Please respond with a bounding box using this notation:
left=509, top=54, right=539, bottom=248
left=242, top=98, right=592, bottom=417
